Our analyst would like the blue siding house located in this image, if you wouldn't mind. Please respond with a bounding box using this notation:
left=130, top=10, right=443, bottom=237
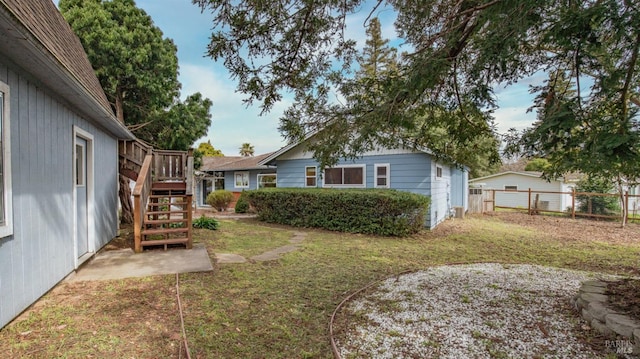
left=196, top=153, right=276, bottom=208
left=259, top=139, right=468, bottom=229
left=0, top=0, right=134, bottom=328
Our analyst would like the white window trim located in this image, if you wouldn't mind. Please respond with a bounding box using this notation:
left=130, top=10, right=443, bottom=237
left=305, top=166, right=317, bottom=187
left=0, top=81, right=13, bottom=238
left=436, top=165, right=443, bottom=179
left=504, top=185, right=518, bottom=192
left=234, top=171, right=249, bottom=188
left=322, top=164, right=366, bottom=188
left=257, top=173, right=277, bottom=189
left=374, top=163, right=390, bottom=188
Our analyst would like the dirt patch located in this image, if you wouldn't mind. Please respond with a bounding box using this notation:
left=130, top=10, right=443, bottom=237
left=483, top=211, right=640, bottom=245
left=608, top=279, right=640, bottom=318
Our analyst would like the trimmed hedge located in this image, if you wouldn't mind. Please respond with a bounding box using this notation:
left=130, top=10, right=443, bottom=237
left=244, top=188, right=430, bottom=236
left=234, top=191, right=250, bottom=213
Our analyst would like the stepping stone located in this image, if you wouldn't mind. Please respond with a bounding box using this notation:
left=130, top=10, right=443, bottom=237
left=215, top=253, right=247, bottom=264
left=251, top=245, right=300, bottom=261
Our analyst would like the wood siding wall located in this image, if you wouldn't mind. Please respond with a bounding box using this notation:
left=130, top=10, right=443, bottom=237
left=0, top=57, right=119, bottom=328
left=275, top=153, right=450, bottom=228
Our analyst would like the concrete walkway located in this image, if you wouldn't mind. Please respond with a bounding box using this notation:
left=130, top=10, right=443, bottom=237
left=67, top=230, right=307, bottom=281
left=68, top=243, right=214, bottom=282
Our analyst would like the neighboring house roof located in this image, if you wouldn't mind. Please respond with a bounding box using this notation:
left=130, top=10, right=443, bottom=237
left=470, top=171, right=581, bottom=184
left=200, top=153, right=276, bottom=172
left=0, top=0, right=133, bottom=139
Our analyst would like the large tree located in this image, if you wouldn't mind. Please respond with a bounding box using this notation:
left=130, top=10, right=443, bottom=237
left=60, top=0, right=212, bottom=150
left=197, top=140, right=224, bottom=157
left=194, top=0, right=638, bottom=177
left=61, top=0, right=213, bottom=223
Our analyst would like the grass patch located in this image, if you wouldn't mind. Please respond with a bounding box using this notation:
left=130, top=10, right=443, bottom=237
left=0, top=215, right=639, bottom=358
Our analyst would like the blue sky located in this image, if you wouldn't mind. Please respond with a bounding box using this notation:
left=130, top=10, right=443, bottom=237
left=58, top=0, right=539, bottom=156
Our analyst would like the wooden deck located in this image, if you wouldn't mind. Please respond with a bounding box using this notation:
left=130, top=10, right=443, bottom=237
left=119, top=140, right=194, bottom=253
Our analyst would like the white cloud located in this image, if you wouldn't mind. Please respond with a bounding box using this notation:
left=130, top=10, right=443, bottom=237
left=492, top=105, right=536, bottom=134
left=179, top=63, right=288, bottom=155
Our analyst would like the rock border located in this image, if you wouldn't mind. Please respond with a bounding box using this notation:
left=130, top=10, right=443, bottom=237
left=572, top=280, right=640, bottom=356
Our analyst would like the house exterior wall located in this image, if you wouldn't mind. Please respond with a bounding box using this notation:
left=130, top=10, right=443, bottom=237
left=0, top=58, right=119, bottom=328
left=471, top=173, right=565, bottom=211
left=195, top=169, right=276, bottom=207
left=273, top=152, right=461, bottom=229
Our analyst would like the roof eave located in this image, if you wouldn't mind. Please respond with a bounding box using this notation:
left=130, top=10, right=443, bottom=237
left=0, top=4, right=134, bottom=140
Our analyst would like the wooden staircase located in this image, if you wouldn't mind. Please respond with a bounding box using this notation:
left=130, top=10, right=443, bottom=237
left=119, top=140, right=194, bottom=253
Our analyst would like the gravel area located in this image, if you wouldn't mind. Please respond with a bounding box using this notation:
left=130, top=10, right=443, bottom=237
left=334, top=263, right=617, bottom=358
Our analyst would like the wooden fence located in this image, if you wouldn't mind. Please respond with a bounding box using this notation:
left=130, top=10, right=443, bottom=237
left=469, top=188, right=640, bottom=222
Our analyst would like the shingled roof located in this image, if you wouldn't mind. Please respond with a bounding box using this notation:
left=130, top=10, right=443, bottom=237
left=200, top=153, right=276, bottom=172
left=0, top=0, right=132, bottom=138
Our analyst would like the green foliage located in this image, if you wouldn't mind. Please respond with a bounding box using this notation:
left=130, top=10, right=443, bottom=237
left=244, top=188, right=430, bottom=236
left=206, top=190, right=234, bottom=212
left=59, top=0, right=212, bottom=151
left=239, top=143, right=255, bottom=157
left=192, top=215, right=220, bottom=230
left=524, top=158, right=551, bottom=172
left=195, top=0, right=638, bottom=180
left=198, top=140, right=224, bottom=157
left=234, top=192, right=250, bottom=213
left=575, top=177, right=620, bottom=215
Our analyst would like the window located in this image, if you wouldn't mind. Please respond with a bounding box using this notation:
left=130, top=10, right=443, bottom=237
left=258, top=174, right=277, bottom=188
left=505, top=185, right=518, bottom=192
left=234, top=171, right=249, bottom=188
left=305, top=166, right=317, bottom=187
left=374, top=164, right=390, bottom=188
left=323, top=165, right=365, bottom=187
left=75, top=143, right=85, bottom=186
left=213, top=171, right=225, bottom=190
left=436, top=166, right=443, bottom=178
left=0, top=82, right=13, bottom=237
left=469, top=188, right=483, bottom=195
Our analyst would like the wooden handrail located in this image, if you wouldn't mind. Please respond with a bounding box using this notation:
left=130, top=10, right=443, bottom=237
left=133, top=154, right=153, bottom=253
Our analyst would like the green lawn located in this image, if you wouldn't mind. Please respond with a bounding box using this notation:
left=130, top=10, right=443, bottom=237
left=0, top=215, right=638, bottom=358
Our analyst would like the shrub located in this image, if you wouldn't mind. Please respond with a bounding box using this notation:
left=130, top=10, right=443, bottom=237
left=244, top=188, right=430, bottom=236
left=206, top=190, right=234, bottom=211
left=192, top=215, right=220, bottom=230
left=235, top=191, right=250, bottom=213
left=575, top=177, right=620, bottom=215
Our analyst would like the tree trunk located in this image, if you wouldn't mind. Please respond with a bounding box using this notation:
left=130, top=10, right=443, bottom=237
left=119, top=174, right=134, bottom=224
left=115, top=87, right=125, bottom=123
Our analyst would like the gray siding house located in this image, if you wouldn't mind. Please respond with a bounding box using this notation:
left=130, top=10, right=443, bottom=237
left=0, top=0, right=134, bottom=328
left=259, top=140, right=468, bottom=229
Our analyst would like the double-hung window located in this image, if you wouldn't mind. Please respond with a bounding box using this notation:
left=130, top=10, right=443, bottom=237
left=258, top=174, right=277, bottom=188
left=305, top=166, right=317, bottom=187
left=234, top=171, right=249, bottom=188
left=0, top=81, right=13, bottom=238
left=374, top=164, right=390, bottom=188
left=323, top=165, right=365, bottom=188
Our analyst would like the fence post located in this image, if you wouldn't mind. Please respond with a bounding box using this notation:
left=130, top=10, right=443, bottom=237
left=625, top=190, right=629, bottom=225
left=528, top=188, right=532, bottom=215
left=571, top=187, right=576, bottom=219
left=492, top=190, right=496, bottom=211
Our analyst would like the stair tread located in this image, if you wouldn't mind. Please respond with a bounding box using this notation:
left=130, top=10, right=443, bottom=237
left=141, top=238, right=190, bottom=246
left=146, top=210, right=188, bottom=215
left=147, top=202, right=188, bottom=207
left=142, top=227, right=189, bottom=235
left=145, top=218, right=187, bottom=224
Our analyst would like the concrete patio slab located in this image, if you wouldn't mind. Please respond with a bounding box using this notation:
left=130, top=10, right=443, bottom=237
left=68, top=243, right=214, bottom=281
